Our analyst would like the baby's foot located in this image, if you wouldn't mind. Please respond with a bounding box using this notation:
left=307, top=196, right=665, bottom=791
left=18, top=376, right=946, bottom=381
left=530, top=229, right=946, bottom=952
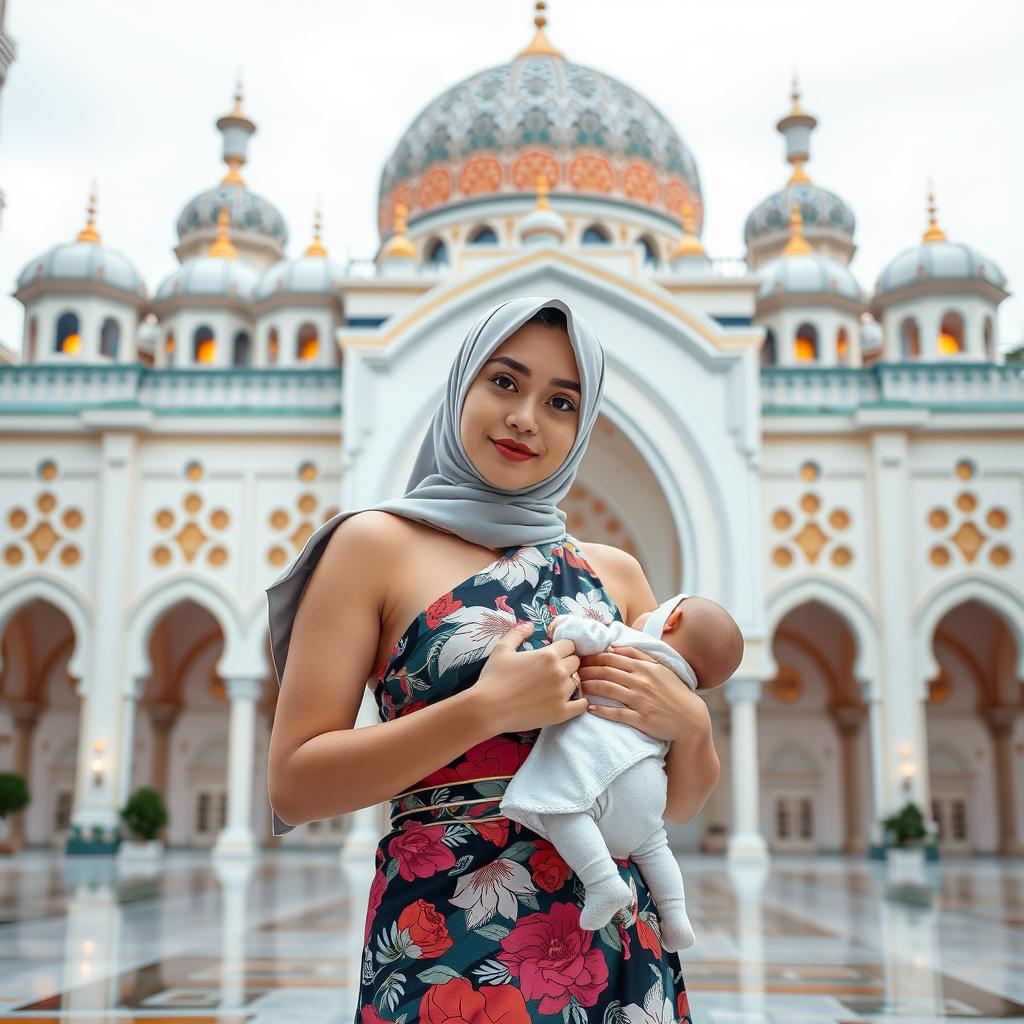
left=659, top=903, right=696, bottom=952
left=579, top=875, right=633, bottom=931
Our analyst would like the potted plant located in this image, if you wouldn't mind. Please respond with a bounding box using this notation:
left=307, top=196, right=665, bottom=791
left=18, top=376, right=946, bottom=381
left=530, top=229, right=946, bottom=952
left=0, top=773, right=29, bottom=854
left=118, top=787, right=167, bottom=861
left=881, top=801, right=930, bottom=883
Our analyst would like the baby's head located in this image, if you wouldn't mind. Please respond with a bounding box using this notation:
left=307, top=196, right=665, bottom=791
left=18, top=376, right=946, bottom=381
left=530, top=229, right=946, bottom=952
left=632, top=594, right=743, bottom=691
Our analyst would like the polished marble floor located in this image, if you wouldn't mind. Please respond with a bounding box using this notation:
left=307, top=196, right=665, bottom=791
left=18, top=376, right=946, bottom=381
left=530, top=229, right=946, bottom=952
left=0, top=850, right=1019, bottom=1022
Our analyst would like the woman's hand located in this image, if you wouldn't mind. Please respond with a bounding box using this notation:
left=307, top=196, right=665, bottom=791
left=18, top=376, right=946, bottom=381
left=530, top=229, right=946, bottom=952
left=471, top=622, right=588, bottom=733
left=577, top=644, right=711, bottom=742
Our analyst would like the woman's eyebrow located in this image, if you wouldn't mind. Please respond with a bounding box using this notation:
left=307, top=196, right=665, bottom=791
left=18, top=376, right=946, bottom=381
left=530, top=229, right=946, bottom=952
left=486, top=356, right=581, bottom=395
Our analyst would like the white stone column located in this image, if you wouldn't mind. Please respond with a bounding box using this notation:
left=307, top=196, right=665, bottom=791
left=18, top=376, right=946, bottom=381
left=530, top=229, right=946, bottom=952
left=869, top=432, right=931, bottom=827
left=69, top=430, right=139, bottom=851
left=835, top=705, right=868, bottom=854
left=700, top=707, right=731, bottom=854
left=987, top=707, right=1023, bottom=856
left=725, top=677, right=768, bottom=862
left=214, top=677, right=261, bottom=859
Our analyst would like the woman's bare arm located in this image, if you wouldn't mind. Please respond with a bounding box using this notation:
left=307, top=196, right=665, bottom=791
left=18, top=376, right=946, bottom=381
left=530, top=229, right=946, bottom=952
left=267, top=512, right=496, bottom=826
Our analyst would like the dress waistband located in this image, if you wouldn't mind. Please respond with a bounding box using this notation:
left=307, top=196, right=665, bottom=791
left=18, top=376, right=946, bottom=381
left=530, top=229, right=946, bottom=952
left=389, top=774, right=515, bottom=830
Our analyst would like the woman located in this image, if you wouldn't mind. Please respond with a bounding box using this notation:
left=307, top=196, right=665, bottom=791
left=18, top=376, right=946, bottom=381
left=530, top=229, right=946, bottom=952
left=266, top=296, right=718, bottom=1024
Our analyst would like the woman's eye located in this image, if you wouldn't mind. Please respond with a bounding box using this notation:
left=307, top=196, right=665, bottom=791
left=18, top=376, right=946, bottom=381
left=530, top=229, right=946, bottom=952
left=489, top=372, right=573, bottom=411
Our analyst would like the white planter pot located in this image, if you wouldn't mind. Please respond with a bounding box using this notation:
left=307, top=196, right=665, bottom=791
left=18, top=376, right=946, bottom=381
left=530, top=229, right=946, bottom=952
left=117, top=838, right=165, bottom=862
left=886, top=845, right=927, bottom=884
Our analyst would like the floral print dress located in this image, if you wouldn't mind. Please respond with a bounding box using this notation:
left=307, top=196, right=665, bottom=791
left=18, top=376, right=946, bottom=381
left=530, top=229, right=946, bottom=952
left=358, top=536, right=694, bottom=1024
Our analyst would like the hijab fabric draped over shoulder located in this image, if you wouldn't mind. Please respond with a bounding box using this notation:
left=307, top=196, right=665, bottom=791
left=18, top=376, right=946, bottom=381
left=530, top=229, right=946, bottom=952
left=265, top=295, right=605, bottom=834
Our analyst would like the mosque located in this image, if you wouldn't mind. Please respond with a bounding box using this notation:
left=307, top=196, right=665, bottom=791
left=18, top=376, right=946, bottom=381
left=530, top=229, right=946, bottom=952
left=0, top=1, right=1021, bottom=863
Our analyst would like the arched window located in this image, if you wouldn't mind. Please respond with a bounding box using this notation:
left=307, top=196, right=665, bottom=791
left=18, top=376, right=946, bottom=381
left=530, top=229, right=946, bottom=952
left=424, top=237, right=449, bottom=266
left=467, top=225, right=498, bottom=245
left=635, top=234, right=658, bottom=268
left=581, top=224, right=611, bottom=245
left=297, top=323, right=319, bottom=362
left=193, top=325, right=216, bottom=364
left=267, top=327, right=280, bottom=365
left=164, top=330, right=176, bottom=366
left=938, top=310, right=965, bottom=355
left=836, top=326, right=849, bottom=364
left=100, top=317, right=120, bottom=359
left=56, top=311, right=80, bottom=355
left=232, top=331, right=252, bottom=366
left=983, top=316, right=995, bottom=360
left=899, top=317, right=921, bottom=359
left=27, top=317, right=38, bottom=361
left=761, top=328, right=777, bottom=367
left=794, top=323, right=818, bottom=362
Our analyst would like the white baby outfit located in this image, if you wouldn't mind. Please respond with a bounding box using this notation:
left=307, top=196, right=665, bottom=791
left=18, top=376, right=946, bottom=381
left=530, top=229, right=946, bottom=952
left=499, top=595, right=699, bottom=951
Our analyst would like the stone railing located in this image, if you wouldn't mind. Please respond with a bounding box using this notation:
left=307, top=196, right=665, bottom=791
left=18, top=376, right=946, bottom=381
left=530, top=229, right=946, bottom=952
left=0, top=364, right=342, bottom=416
left=761, top=362, right=1024, bottom=414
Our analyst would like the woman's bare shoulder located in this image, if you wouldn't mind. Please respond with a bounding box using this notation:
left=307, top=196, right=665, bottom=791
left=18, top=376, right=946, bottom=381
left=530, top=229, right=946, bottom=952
left=575, top=540, right=655, bottom=623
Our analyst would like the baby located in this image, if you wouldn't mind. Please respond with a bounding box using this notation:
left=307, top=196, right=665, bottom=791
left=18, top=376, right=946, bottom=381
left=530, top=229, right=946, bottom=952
left=499, top=592, right=743, bottom=952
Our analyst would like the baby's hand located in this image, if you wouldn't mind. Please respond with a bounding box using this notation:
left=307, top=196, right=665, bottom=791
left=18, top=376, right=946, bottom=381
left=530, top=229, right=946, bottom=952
left=546, top=613, right=572, bottom=640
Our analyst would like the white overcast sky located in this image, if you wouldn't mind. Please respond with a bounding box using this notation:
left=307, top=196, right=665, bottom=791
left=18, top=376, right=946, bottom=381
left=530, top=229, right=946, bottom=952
left=0, top=0, right=1019, bottom=354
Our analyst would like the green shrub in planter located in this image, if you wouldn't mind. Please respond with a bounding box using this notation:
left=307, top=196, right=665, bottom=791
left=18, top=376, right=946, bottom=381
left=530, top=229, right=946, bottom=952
left=119, top=787, right=167, bottom=842
left=881, top=801, right=927, bottom=848
left=0, top=773, right=29, bottom=820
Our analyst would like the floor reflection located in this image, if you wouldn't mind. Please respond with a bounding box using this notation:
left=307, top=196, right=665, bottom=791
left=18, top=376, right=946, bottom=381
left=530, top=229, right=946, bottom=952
left=0, top=852, right=1019, bottom=1022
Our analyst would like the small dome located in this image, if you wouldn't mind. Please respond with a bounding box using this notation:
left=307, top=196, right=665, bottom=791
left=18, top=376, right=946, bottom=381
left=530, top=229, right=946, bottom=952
left=875, top=239, right=1007, bottom=297
left=518, top=174, right=566, bottom=245
left=17, top=239, right=145, bottom=299
left=745, top=181, right=855, bottom=247
left=177, top=183, right=288, bottom=247
left=758, top=251, right=863, bottom=303
left=256, top=254, right=346, bottom=300
left=155, top=254, right=258, bottom=303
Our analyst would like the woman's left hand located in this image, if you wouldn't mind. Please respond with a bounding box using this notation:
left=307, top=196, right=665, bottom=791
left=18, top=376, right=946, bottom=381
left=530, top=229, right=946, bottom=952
left=577, top=645, right=711, bottom=742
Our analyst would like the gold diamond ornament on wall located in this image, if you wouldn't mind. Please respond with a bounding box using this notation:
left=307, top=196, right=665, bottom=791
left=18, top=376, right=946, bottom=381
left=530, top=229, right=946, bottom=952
left=769, top=483, right=855, bottom=569
left=925, top=476, right=1012, bottom=570
left=151, top=490, right=232, bottom=568
left=267, top=481, right=338, bottom=568
left=4, top=480, right=85, bottom=568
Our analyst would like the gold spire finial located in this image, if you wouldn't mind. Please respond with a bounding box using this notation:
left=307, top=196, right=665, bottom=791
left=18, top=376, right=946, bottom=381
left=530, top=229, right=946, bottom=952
left=516, top=1, right=565, bottom=59
left=207, top=205, right=238, bottom=259
left=535, top=173, right=551, bottom=211
left=782, top=199, right=813, bottom=256
left=672, top=201, right=705, bottom=258
left=232, top=74, right=245, bottom=116
left=305, top=207, right=328, bottom=257
left=383, top=202, right=416, bottom=259
left=922, top=181, right=947, bottom=243
left=76, top=182, right=101, bottom=244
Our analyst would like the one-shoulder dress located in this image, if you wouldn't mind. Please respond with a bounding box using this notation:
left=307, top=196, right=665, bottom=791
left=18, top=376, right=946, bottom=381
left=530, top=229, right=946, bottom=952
left=357, top=535, right=694, bottom=1024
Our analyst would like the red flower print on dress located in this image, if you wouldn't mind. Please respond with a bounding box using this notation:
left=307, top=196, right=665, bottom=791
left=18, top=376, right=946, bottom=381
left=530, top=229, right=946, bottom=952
left=636, top=911, right=662, bottom=958
left=421, top=735, right=530, bottom=788
left=363, top=862, right=388, bottom=944
left=425, top=592, right=463, bottom=630
left=397, top=698, right=427, bottom=718
left=497, top=901, right=610, bottom=1013
left=528, top=841, right=570, bottom=893
left=419, top=976, right=531, bottom=1024
left=677, top=988, right=691, bottom=1020
left=360, top=1004, right=389, bottom=1024
left=397, top=899, right=454, bottom=958
left=474, top=816, right=510, bottom=846
left=388, top=823, right=456, bottom=882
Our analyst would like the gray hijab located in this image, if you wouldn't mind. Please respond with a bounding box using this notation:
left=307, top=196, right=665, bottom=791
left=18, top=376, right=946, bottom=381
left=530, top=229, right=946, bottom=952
left=266, top=295, right=606, bottom=688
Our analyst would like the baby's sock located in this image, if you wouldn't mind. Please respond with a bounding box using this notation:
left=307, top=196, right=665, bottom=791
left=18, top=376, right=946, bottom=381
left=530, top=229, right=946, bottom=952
left=657, top=897, right=696, bottom=952
left=538, top=811, right=633, bottom=931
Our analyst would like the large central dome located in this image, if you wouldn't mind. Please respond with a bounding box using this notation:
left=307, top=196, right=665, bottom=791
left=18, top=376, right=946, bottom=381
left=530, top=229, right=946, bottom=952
left=377, top=10, right=702, bottom=240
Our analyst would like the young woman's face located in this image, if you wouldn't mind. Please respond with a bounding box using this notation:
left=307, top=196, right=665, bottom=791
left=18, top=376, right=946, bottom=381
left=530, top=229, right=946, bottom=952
left=460, top=320, right=581, bottom=490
